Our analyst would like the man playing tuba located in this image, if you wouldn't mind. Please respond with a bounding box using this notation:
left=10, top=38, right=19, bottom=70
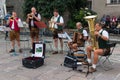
left=85, top=22, right=110, bottom=72
left=68, top=22, right=88, bottom=52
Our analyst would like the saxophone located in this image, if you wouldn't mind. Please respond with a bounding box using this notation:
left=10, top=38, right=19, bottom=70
left=84, top=15, right=98, bottom=50
left=49, top=16, right=55, bottom=32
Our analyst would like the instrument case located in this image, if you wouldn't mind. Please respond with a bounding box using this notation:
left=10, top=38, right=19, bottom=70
left=22, top=42, right=45, bottom=69
left=64, top=54, right=77, bottom=69
left=22, top=57, right=44, bottom=69
left=64, top=50, right=86, bottom=69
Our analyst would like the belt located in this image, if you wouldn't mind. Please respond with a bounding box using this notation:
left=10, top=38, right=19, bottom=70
left=11, top=29, right=15, bottom=31
left=31, top=27, right=37, bottom=28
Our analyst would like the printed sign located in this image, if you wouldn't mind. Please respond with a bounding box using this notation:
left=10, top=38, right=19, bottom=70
left=34, top=43, right=43, bottom=57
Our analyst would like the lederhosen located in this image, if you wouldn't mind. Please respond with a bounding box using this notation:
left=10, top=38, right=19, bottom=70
left=53, top=16, right=63, bottom=39
left=9, top=18, right=20, bottom=41
left=98, top=30, right=110, bottom=56
left=28, top=13, right=39, bottom=38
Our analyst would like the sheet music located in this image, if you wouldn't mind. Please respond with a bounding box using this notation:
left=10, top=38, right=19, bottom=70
left=64, top=32, right=72, bottom=42
left=18, top=19, right=24, bottom=28
left=5, top=27, right=12, bottom=31
left=0, top=26, right=12, bottom=31
left=58, top=33, right=66, bottom=38
left=0, top=26, right=5, bottom=31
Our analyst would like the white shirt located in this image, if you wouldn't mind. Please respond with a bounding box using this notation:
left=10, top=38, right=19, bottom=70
left=53, top=15, right=64, bottom=29
left=99, top=29, right=109, bottom=38
left=83, top=29, right=88, bottom=37
left=79, top=27, right=88, bottom=37
left=11, top=18, right=21, bottom=29
left=31, top=13, right=41, bottom=26
left=11, top=20, right=14, bottom=29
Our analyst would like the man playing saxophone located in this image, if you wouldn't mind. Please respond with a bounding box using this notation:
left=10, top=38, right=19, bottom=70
left=51, top=9, right=64, bottom=54
left=85, top=22, right=110, bottom=72
left=68, top=22, right=88, bottom=51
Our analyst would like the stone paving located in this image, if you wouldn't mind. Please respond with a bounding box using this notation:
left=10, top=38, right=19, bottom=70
left=0, top=32, right=120, bottom=80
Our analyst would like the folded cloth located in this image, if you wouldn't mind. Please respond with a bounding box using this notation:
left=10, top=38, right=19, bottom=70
left=34, top=21, right=47, bottom=29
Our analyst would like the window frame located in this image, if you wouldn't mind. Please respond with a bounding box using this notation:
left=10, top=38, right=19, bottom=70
left=107, top=0, right=120, bottom=4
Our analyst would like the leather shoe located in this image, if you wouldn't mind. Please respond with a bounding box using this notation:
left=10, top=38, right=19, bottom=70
left=59, top=50, right=64, bottom=54
left=82, top=61, right=92, bottom=66
left=89, top=67, right=97, bottom=72
left=19, top=49, right=22, bottom=53
left=52, top=51, right=58, bottom=54
left=9, top=49, right=15, bottom=53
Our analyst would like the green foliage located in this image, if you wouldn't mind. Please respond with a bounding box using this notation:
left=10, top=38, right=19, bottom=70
left=73, top=8, right=97, bottom=27
left=23, top=0, right=88, bottom=20
left=23, top=0, right=97, bottom=29
left=23, top=0, right=73, bottom=19
left=67, top=20, right=76, bottom=29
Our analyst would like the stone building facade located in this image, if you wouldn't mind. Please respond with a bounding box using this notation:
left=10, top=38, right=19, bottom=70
left=92, top=0, right=120, bottom=19
left=6, top=0, right=24, bottom=20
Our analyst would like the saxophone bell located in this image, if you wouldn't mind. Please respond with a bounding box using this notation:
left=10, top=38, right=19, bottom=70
left=49, top=17, right=55, bottom=32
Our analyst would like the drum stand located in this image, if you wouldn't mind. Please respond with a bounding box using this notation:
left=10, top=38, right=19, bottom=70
left=86, top=63, right=92, bottom=77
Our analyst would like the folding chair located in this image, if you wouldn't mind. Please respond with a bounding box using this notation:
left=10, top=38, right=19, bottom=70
left=20, top=27, right=30, bottom=50
left=99, top=42, right=117, bottom=70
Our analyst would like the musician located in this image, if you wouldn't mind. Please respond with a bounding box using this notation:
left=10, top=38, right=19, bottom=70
left=8, top=11, right=22, bottom=53
left=68, top=22, right=88, bottom=51
left=86, top=22, right=109, bottom=72
left=26, top=7, right=41, bottom=53
left=52, top=9, right=64, bottom=54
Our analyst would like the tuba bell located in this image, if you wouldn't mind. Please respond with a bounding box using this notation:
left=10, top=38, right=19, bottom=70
left=84, top=15, right=98, bottom=50
left=49, top=16, right=55, bottom=32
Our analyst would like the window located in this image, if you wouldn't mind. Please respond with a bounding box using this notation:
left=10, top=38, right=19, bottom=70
left=119, top=0, right=120, bottom=3
left=107, top=0, right=120, bottom=4
left=6, top=6, right=14, bottom=14
left=111, top=0, right=117, bottom=4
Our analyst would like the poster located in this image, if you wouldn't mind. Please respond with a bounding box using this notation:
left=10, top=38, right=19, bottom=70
left=34, top=43, right=43, bottom=57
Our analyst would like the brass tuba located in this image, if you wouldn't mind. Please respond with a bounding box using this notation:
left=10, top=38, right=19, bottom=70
left=49, top=16, right=55, bottom=32
left=84, top=15, right=98, bottom=50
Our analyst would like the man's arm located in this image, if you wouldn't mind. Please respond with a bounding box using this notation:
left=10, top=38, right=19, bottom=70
left=83, top=30, right=88, bottom=40
left=55, top=16, right=64, bottom=26
left=26, top=14, right=29, bottom=23
left=95, top=30, right=109, bottom=41
left=99, top=31, right=109, bottom=41
left=83, top=36, right=88, bottom=40
left=33, top=14, right=41, bottom=21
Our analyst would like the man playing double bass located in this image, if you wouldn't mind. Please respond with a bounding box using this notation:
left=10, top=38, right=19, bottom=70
left=68, top=22, right=88, bottom=52
left=86, top=22, right=110, bottom=72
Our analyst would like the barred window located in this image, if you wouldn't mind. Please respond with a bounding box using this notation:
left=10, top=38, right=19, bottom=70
left=118, top=0, right=120, bottom=3
left=6, top=6, right=14, bottom=14
left=110, top=0, right=120, bottom=4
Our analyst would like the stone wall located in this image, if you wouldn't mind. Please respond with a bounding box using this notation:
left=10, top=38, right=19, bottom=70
left=92, top=0, right=120, bottom=20
left=6, top=0, right=24, bottom=20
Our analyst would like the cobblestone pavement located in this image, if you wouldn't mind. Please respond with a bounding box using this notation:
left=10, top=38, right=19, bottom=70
left=0, top=32, right=120, bottom=80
